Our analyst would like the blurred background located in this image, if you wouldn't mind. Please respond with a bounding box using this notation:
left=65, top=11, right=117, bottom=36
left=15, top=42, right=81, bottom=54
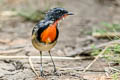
left=0, top=0, right=120, bottom=80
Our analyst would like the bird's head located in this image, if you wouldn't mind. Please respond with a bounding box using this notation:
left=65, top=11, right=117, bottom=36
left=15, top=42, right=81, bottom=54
left=45, top=8, right=73, bottom=22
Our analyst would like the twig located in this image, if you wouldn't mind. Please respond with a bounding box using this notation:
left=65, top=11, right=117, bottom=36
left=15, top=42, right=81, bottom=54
left=28, top=57, right=39, bottom=77
left=0, top=49, right=23, bottom=55
left=83, top=46, right=109, bottom=72
left=0, top=39, right=11, bottom=44
left=59, top=67, right=83, bottom=70
left=67, top=40, right=120, bottom=57
left=92, top=32, right=120, bottom=38
left=0, top=11, right=17, bottom=17
left=0, top=56, right=81, bottom=60
left=109, top=67, right=120, bottom=72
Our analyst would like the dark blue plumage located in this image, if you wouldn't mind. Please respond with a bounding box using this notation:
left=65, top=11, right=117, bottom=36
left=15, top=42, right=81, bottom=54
left=45, top=8, right=69, bottom=21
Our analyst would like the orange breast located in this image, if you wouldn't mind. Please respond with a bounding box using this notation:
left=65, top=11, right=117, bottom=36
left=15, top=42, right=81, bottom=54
left=40, top=23, right=57, bottom=43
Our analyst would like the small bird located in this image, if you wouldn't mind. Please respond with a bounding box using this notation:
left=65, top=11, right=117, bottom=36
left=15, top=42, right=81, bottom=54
left=32, top=8, right=73, bottom=76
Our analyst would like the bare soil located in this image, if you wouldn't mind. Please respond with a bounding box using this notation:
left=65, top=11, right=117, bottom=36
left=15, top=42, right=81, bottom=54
left=0, top=0, right=120, bottom=80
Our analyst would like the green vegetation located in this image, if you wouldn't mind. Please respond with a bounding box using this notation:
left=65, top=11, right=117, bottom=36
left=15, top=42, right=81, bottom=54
left=94, top=22, right=120, bottom=33
left=17, top=10, right=47, bottom=22
left=91, top=44, right=101, bottom=56
left=91, top=22, right=120, bottom=79
left=0, top=0, right=3, bottom=5
left=112, top=72, right=119, bottom=80
left=104, top=44, right=120, bottom=62
left=93, top=22, right=120, bottom=40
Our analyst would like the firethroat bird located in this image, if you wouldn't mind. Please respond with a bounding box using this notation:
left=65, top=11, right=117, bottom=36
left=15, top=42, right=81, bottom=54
left=32, top=7, right=73, bottom=76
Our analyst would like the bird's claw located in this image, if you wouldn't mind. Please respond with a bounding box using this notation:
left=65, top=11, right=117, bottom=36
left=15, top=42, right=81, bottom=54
left=40, top=71, right=45, bottom=77
left=53, top=69, right=61, bottom=76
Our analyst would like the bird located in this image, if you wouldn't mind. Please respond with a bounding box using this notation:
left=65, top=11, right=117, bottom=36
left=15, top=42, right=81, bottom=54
left=32, top=7, right=73, bottom=76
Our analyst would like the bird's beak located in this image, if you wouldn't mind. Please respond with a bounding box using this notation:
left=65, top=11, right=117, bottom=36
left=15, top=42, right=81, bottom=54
left=67, top=12, right=74, bottom=15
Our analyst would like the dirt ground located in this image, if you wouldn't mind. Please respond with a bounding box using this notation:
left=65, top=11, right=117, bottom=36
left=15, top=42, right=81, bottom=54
left=0, top=0, right=120, bottom=80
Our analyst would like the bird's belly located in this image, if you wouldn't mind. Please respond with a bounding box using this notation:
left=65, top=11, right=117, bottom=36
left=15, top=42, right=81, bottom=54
left=32, top=38, right=57, bottom=51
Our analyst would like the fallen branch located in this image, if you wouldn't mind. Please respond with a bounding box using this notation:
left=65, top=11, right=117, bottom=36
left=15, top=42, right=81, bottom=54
left=83, top=43, right=117, bottom=72
left=109, top=67, right=120, bottom=72
left=83, top=46, right=109, bottom=72
left=92, top=32, right=120, bottom=38
left=67, top=40, right=120, bottom=57
left=0, top=56, right=81, bottom=60
left=29, top=57, right=39, bottom=77
left=0, top=49, right=23, bottom=55
left=0, top=39, right=11, bottom=44
left=0, top=11, right=17, bottom=17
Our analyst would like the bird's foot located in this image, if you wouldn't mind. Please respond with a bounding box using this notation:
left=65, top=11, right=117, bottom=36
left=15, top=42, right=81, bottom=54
left=40, top=67, right=45, bottom=77
left=53, top=69, right=61, bottom=76
left=40, top=71, right=45, bottom=77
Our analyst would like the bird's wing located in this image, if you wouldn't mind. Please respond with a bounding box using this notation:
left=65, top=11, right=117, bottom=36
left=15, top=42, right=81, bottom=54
left=32, top=20, right=54, bottom=34
left=32, top=20, right=54, bottom=41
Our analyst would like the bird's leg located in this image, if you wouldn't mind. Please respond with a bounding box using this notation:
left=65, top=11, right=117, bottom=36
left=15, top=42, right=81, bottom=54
left=48, top=51, right=57, bottom=73
left=40, top=51, right=44, bottom=76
